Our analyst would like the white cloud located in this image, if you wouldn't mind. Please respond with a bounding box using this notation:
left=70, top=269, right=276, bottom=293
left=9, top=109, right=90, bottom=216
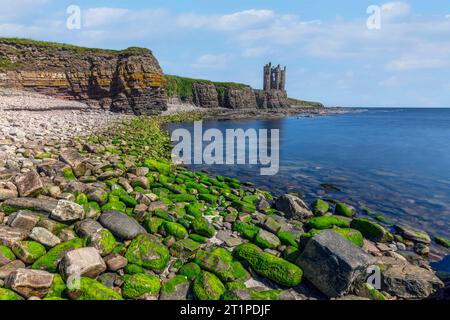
left=381, top=2, right=412, bottom=22
left=241, top=47, right=270, bottom=58
left=446, top=14, right=450, bottom=19
left=192, top=54, right=232, bottom=69
left=83, top=8, right=130, bottom=28
left=177, top=9, right=275, bottom=31
left=386, top=57, right=448, bottom=71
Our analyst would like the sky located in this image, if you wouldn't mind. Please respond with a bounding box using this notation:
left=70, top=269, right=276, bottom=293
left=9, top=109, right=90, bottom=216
left=0, top=0, right=449, bottom=107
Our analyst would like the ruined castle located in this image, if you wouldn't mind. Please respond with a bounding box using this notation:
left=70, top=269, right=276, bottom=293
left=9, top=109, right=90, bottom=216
left=263, top=63, right=286, bottom=91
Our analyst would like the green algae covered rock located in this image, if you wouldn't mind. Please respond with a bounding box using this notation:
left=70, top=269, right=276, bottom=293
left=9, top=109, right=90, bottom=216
left=86, top=228, right=116, bottom=256
left=185, top=203, right=203, bottom=218
left=277, top=231, right=299, bottom=248
left=144, top=216, right=165, bottom=234
left=66, top=277, right=123, bottom=300
left=254, top=229, right=281, bottom=249
left=194, top=248, right=250, bottom=282
left=12, top=241, right=46, bottom=264
left=0, top=245, right=15, bottom=266
left=233, top=243, right=302, bottom=286
left=231, top=200, right=256, bottom=213
left=192, top=217, right=215, bottom=238
left=124, top=264, right=145, bottom=275
left=170, top=238, right=201, bottom=258
left=0, top=288, right=24, bottom=300
left=300, top=228, right=364, bottom=248
left=144, top=159, right=171, bottom=174
left=44, top=274, right=67, bottom=299
left=334, top=202, right=355, bottom=217
left=163, top=221, right=188, bottom=239
left=178, top=262, right=201, bottom=280
left=125, top=234, right=170, bottom=272
left=193, top=271, right=226, bottom=300
left=233, top=222, right=260, bottom=240
left=435, top=236, right=450, bottom=248
left=350, top=218, right=393, bottom=243
left=160, top=275, right=190, bottom=300
left=306, top=215, right=351, bottom=230
left=32, top=238, right=85, bottom=272
left=122, top=273, right=161, bottom=299
left=312, top=199, right=330, bottom=215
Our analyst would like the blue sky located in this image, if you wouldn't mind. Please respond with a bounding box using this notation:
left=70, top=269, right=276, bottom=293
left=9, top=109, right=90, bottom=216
left=1, top=0, right=449, bottom=107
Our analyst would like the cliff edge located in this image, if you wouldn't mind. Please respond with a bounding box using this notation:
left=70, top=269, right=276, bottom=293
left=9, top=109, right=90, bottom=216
left=0, top=38, right=167, bottom=115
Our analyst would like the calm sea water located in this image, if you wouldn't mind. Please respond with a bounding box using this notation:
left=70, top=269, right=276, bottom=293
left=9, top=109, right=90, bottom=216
left=167, top=108, right=450, bottom=241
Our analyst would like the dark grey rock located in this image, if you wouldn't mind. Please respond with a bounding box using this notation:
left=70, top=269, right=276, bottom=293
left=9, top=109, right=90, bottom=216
left=275, top=194, right=313, bottom=220
left=297, top=230, right=376, bottom=298
left=98, top=211, right=147, bottom=240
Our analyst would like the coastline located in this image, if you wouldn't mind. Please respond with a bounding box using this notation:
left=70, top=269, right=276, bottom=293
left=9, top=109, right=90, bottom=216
left=0, top=89, right=448, bottom=301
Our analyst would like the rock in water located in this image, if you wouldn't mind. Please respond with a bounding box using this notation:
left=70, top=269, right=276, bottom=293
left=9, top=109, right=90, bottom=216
left=297, top=230, right=376, bottom=298
left=14, top=171, right=43, bottom=197
left=98, top=211, right=147, bottom=240
left=59, top=247, right=107, bottom=279
left=5, top=268, right=53, bottom=298
left=275, top=194, right=313, bottom=220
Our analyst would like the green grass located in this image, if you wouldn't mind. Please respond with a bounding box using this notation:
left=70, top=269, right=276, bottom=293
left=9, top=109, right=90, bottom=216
left=0, top=54, right=12, bottom=70
left=0, top=38, right=149, bottom=56
left=288, top=97, right=324, bottom=108
left=165, top=74, right=248, bottom=100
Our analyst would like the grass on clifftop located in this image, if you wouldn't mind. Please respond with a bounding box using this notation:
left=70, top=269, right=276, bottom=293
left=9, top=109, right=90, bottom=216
left=288, top=97, right=324, bottom=108
left=165, top=75, right=248, bottom=100
left=0, top=38, right=150, bottom=56
left=0, top=54, right=12, bottom=70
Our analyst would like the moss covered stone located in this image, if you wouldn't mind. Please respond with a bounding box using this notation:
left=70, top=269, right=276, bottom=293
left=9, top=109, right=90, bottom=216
left=163, top=221, right=188, bottom=239
left=194, top=248, right=250, bottom=282
left=86, top=228, right=116, bottom=256
left=254, top=229, right=281, bottom=249
left=124, top=263, right=145, bottom=275
left=222, top=288, right=283, bottom=301
left=350, top=218, right=393, bottom=243
left=193, top=271, right=226, bottom=300
left=277, top=231, right=299, bottom=248
left=168, top=194, right=197, bottom=203
left=192, top=217, right=215, bottom=238
left=44, top=274, right=67, bottom=299
left=435, top=236, right=450, bottom=248
left=66, top=277, right=123, bottom=300
left=189, top=233, right=208, bottom=243
left=12, top=241, right=46, bottom=264
left=185, top=203, right=203, bottom=218
left=0, top=288, right=24, bottom=300
left=312, top=199, right=330, bottom=215
left=306, top=215, right=351, bottom=230
left=231, top=200, right=256, bottom=213
left=233, top=243, right=302, bottom=286
left=32, top=238, right=85, bottom=272
left=232, top=222, right=260, bottom=240
left=0, top=245, right=15, bottom=265
left=125, top=234, right=170, bottom=272
left=122, top=273, right=161, bottom=299
left=226, top=282, right=247, bottom=290
left=178, top=262, right=201, bottom=280
left=160, top=275, right=189, bottom=299
left=170, top=238, right=201, bottom=258
left=300, top=228, right=364, bottom=248
left=334, top=202, right=355, bottom=217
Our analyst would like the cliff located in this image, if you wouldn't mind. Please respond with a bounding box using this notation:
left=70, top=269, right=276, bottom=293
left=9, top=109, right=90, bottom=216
left=165, top=75, right=292, bottom=109
left=0, top=38, right=167, bottom=115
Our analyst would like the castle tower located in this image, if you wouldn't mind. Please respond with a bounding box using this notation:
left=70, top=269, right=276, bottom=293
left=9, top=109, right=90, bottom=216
left=263, top=63, right=271, bottom=91
left=280, top=66, right=286, bottom=91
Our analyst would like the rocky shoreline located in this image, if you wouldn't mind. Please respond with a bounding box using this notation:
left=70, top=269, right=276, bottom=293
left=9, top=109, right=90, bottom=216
left=0, top=90, right=448, bottom=301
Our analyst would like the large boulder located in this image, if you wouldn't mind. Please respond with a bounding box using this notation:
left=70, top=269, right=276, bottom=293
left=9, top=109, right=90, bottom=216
left=378, top=256, right=444, bottom=299
left=59, top=247, right=107, bottom=279
left=98, top=211, right=147, bottom=240
left=7, top=210, right=39, bottom=231
left=394, top=225, right=431, bottom=244
left=297, top=230, right=376, bottom=298
left=275, top=194, right=313, bottom=220
left=5, top=268, right=53, bottom=298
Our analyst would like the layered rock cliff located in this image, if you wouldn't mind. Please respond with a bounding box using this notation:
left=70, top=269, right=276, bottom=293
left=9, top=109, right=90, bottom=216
left=0, top=38, right=167, bottom=115
left=165, top=75, right=291, bottom=109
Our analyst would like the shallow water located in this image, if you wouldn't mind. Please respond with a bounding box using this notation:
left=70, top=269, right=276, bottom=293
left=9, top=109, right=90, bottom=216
left=167, top=108, right=450, bottom=241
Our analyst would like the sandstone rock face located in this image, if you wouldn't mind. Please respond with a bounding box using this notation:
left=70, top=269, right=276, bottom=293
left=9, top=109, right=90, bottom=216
left=192, top=83, right=220, bottom=109
left=5, top=268, right=54, bottom=298
left=255, top=89, right=290, bottom=109
left=297, top=230, right=376, bottom=298
left=222, top=86, right=258, bottom=109
left=0, top=39, right=167, bottom=115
